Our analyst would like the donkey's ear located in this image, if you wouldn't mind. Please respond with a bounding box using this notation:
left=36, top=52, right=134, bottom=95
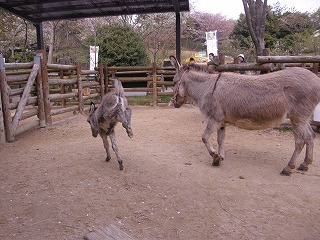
left=169, top=55, right=180, bottom=69
left=89, top=102, right=96, bottom=114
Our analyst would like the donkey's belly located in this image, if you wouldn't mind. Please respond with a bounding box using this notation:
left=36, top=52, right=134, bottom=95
left=232, top=115, right=286, bottom=130
left=99, top=117, right=117, bottom=132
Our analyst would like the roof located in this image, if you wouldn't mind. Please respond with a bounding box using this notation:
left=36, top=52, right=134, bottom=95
left=0, top=0, right=190, bottom=24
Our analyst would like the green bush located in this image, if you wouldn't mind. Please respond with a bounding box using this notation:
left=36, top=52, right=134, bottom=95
left=93, top=24, right=148, bottom=66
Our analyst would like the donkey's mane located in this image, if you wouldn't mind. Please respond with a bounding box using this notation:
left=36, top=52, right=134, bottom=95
left=183, top=63, right=210, bottom=73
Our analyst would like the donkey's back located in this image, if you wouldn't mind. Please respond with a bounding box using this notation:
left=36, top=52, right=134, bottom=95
left=214, top=67, right=320, bottom=130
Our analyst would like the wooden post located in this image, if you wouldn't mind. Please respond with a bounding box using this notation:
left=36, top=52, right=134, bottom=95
left=313, top=63, right=319, bottom=75
left=37, top=50, right=52, bottom=125
left=0, top=55, right=14, bottom=142
left=261, top=48, right=271, bottom=74
left=218, top=53, right=225, bottom=65
left=152, top=62, right=157, bottom=106
left=104, top=64, right=109, bottom=93
left=0, top=86, right=5, bottom=143
left=99, top=63, right=105, bottom=96
left=12, top=56, right=40, bottom=135
left=262, top=48, right=270, bottom=56
left=36, top=53, right=46, bottom=128
left=76, top=62, right=83, bottom=113
left=59, top=68, right=66, bottom=107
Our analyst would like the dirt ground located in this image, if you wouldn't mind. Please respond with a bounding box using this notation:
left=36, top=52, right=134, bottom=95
left=1, top=105, right=320, bottom=240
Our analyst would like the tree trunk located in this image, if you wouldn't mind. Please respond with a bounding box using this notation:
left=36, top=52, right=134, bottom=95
left=47, top=21, right=59, bottom=64
left=242, top=0, right=268, bottom=56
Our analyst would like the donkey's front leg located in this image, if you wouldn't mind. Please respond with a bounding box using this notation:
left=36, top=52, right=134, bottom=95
left=117, top=106, right=133, bottom=138
left=109, top=129, right=124, bottom=170
left=99, top=130, right=111, bottom=162
left=202, top=118, right=223, bottom=166
left=217, top=124, right=226, bottom=160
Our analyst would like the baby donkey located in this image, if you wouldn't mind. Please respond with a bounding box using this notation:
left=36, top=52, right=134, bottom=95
left=87, top=78, right=133, bottom=170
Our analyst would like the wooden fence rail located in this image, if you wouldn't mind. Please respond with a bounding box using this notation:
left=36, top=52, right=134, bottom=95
left=1, top=50, right=320, bottom=143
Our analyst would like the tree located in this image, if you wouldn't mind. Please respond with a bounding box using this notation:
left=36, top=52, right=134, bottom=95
left=135, top=13, right=177, bottom=64
left=0, top=9, right=36, bottom=62
left=242, top=0, right=268, bottom=56
left=46, top=21, right=60, bottom=64
left=92, top=24, right=148, bottom=66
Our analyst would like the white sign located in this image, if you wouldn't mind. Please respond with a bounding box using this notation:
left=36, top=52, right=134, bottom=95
left=206, top=31, right=218, bottom=60
left=89, top=46, right=99, bottom=70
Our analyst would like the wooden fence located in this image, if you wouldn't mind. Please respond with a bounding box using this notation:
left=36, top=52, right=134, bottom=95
left=0, top=51, right=175, bottom=142
left=1, top=50, right=320, bottom=143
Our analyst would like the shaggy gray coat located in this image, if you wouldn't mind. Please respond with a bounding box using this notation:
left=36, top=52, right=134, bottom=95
left=170, top=55, right=320, bottom=175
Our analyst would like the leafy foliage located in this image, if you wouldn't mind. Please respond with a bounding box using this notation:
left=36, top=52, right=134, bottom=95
left=0, top=9, right=36, bottom=62
left=92, top=24, right=148, bottom=66
left=231, top=4, right=320, bottom=56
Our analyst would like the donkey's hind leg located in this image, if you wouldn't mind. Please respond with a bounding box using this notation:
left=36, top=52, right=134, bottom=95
left=281, top=123, right=308, bottom=175
left=297, top=123, right=315, bottom=172
left=109, top=129, right=124, bottom=170
left=123, top=107, right=133, bottom=138
left=99, top=130, right=112, bottom=162
left=202, top=118, right=223, bottom=166
left=117, top=106, right=133, bottom=138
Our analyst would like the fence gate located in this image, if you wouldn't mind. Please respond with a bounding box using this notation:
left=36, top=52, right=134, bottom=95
left=0, top=54, right=45, bottom=142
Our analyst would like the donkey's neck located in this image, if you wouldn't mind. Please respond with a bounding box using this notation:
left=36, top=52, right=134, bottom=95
left=184, top=71, right=216, bottom=105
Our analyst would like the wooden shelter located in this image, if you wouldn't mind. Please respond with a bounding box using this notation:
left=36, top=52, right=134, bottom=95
left=0, top=0, right=190, bottom=62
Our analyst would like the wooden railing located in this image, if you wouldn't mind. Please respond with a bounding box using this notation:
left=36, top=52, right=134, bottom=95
left=1, top=49, right=320, bottom=143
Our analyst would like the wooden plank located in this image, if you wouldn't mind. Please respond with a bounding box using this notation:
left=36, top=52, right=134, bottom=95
left=152, top=63, right=157, bottom=106
left=257, top=55, right=320, bottom=63
left=47, top=63, right=76, bottom=70
left=49, top=92, right=77, bottom=100
left=37, top=50, right=52, bottom=126
left=76, top=62, right=84, bottom=114
left=15, top=120, right=39, bottom=136
left=108, top=77, right=153, bottom=82
left=107, top=66, right=153, bottom=71
left=50, top=105, right=79, bottom=115
left=36, top=53, right=46, bottom=128
left=6, top=74, right=30, bottom=83
left=84, top=224, right=133, bottom=240
left=48, top=78, right=78, bottom=85
left=216, top=63, right=274, bottom=72
left=4, top=62, right=33, bottom=70
left=0, top=55, right=14, bottom=142
left=12, top=57, right=40, bottom=135
left=0, top=89, right=5, bottom=143
left=9, top=97, right=37, bottom=110
left=99, top=63, right=105, bottom=96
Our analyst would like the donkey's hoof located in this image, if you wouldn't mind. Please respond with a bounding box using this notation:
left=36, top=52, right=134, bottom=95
left=212, top=154, right=223, bottom=166
left=212, top=160, right=221, bottom=166
left=119, top=165, right=123, bottom=170
left=106, top=157, right=111, bottom=162
left=297, top=164, right=308, bottom=172
left=280, top=170, right=291, bottom=176
left=127, top=128, right=133, bottom=138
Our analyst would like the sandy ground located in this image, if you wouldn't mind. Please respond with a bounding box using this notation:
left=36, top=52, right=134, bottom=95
left=0, top=105, right=320, bottom=240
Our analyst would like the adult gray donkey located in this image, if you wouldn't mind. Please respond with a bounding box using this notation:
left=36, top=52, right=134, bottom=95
left=87, top=78, right=133, bottom=170
left=170, top=55, right=320, bottom=175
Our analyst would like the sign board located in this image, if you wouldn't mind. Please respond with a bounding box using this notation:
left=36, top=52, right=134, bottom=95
left=206, top=31, right=218, bottom=60
left=89, top=46, right=99, bottom=70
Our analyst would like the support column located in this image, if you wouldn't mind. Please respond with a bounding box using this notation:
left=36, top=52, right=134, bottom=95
left=175, top=12, right=181, bottom=63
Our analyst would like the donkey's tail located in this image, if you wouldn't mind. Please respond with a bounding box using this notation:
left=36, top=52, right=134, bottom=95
left=112, top=77, right=125, bottom=97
